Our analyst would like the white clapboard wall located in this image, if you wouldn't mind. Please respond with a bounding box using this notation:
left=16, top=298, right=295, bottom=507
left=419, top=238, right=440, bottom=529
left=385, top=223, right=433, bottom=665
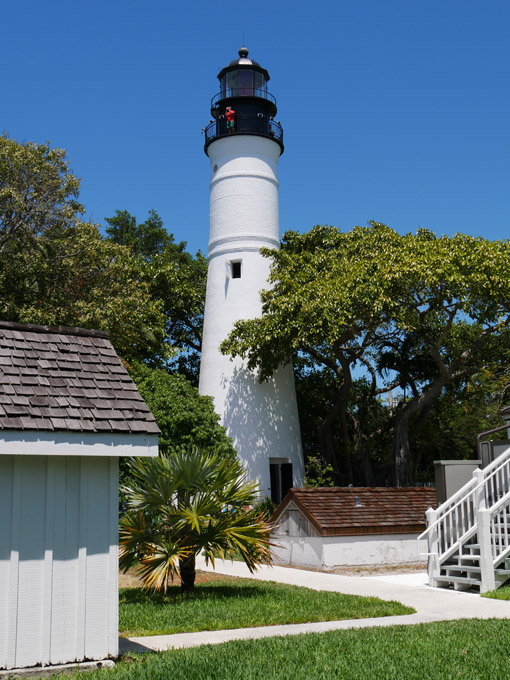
left=0, top=455, right=118, bottom=670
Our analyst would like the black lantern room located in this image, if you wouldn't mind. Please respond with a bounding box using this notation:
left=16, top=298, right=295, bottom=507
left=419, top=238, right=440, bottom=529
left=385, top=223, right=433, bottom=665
left=203, top=47, right=284, bottom=153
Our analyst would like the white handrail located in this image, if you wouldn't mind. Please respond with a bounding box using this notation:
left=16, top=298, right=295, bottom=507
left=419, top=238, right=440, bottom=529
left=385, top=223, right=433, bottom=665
left=420, top=450, right=510, bottom=540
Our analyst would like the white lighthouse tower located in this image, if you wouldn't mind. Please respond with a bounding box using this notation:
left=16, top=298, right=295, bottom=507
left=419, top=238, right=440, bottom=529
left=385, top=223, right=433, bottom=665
left=199, top=47, right=304, bottom=503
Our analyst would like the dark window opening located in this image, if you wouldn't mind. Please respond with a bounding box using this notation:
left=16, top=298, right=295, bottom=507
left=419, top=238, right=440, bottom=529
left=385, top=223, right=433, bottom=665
left=270, top=462, right=293, bottom=505
left=232, top=261, right=242, bottom=279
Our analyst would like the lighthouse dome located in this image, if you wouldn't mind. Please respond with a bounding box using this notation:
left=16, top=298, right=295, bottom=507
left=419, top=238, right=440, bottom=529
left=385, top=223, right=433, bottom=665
left=226, top=46, right=262, bottom=68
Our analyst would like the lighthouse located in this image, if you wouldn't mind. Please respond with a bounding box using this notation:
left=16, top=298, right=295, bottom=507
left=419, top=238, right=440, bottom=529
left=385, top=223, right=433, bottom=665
left=199, top=47, right=304, bottom=503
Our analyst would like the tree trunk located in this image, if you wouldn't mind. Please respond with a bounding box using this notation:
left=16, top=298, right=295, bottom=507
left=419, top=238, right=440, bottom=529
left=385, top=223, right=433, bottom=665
left=391, top=372, right=451, bottom=486
left=339, top=405, right=354, bottom=485
left=317, top=417, right=342, bottom=482
left=179, top=553, right=196, bottom=593
left=393, top=415, right=414, bottom=486
left=359, top=443, right=375, bottom=486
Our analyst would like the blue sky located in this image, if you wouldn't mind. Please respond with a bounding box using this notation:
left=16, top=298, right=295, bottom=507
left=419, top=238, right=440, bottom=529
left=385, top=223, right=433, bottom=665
left=3, top=0, right=509, bottom=256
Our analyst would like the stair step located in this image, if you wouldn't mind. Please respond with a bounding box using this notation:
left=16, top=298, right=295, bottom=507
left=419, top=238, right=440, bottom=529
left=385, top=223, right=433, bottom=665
left=435, top=574, right=481, bottom=587
left=442, top=565, right=481, bottom=575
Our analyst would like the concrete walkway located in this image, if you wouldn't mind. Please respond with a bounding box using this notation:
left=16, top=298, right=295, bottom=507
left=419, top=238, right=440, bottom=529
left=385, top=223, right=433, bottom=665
left=120, top=557, right=510, bottom=653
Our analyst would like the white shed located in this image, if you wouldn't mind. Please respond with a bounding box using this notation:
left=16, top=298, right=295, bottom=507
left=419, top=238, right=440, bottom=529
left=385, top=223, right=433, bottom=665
left=271, top=487, right=437, bottom=570
left=0, top=321, right=159, bottom=671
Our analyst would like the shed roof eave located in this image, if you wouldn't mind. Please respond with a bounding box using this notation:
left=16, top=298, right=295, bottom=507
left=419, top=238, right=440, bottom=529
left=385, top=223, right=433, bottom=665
left=0, top=430, right=158, bottom=457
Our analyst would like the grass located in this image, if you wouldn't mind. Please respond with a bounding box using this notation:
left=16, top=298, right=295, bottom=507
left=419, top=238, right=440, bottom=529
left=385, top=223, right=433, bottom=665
left=119, top=577, right=413, bottom=636
left=73, top=619, right=510, bottom=680
left=481, top=585, right=510, bottom=600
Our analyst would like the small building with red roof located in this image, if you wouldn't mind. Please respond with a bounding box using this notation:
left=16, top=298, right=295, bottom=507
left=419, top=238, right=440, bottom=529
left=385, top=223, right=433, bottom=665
left=271, top=486, right=436, bottom=569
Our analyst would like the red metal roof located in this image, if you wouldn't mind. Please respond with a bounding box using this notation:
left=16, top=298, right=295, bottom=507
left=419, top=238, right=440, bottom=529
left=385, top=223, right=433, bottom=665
left=272, top=486, right=437, bottom=536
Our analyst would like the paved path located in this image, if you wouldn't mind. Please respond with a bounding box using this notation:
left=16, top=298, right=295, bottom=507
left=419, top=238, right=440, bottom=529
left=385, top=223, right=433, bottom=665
left=120, top=558, right=510, bottom=653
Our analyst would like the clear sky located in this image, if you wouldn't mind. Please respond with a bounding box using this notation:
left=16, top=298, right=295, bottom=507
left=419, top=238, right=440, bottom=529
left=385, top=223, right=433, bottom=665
left=2, top=0, right=509, bottom=256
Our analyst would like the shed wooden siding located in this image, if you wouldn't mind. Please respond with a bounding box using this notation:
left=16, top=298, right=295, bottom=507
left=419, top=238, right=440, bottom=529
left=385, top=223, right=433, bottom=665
left=0, top=455, right=118, bottom=670
left=273, top=502, right=320, bottom=537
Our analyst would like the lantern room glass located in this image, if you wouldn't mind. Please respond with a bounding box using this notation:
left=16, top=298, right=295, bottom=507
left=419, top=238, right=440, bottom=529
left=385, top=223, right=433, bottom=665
left=220, top=70, right=268, bottom=98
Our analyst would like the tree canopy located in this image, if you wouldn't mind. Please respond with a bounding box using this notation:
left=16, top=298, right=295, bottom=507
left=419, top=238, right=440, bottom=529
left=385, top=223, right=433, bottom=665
left=0, top=136, right=207, bottom=371
left=104, top=208, right=207, bottom=381
left=129, top=363, right=235, bottom=460
left=0, top=135, right=83, bottom=252
left=222, top=223, right=510, bottom=485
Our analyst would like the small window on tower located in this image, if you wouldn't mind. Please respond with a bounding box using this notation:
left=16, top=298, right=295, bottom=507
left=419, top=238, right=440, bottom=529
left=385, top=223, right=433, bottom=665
left=231, top=261, right=242, bottom=279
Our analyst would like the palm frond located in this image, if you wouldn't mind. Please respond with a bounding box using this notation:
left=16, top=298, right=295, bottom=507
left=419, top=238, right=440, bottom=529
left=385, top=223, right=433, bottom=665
left=137, top=539, right=192, bottom=593
left=121, top=448, right=273, bottom=590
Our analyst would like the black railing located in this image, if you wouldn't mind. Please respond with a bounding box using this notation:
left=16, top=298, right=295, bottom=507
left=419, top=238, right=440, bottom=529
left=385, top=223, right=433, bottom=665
left=211, top=88, right=277, bottom=107
left=203, top=115, right=283, bottom=149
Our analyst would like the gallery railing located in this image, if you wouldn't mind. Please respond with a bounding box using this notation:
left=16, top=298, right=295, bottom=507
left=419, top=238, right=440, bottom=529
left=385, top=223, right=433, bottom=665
left=203, top=115, right=283, bottom=148
left=211, top=88, right=277, bottom=107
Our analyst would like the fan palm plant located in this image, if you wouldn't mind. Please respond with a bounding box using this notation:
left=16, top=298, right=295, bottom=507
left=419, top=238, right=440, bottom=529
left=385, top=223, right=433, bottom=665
left=119, top=448, right=273, bottom=593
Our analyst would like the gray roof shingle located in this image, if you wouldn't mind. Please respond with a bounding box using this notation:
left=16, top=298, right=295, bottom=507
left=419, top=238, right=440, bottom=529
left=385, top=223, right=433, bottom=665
left=0, top=321, right=160, bottom=436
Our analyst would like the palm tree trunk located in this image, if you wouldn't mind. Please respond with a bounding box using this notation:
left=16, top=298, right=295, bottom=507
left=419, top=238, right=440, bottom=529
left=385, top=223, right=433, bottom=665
left=179, top=553, right=196, bottom=593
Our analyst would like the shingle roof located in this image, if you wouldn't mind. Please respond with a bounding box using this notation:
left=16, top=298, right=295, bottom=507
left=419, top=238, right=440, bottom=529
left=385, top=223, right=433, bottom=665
left=0, top=320, right=160, bottom=435
left=272, top=487, right=437, bottom=536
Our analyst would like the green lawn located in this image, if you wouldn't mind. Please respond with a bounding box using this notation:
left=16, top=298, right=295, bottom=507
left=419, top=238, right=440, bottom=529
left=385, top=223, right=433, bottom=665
left=75, top=619, right=510, bottom=680
left=481, top=585, right=510, bottom=600
left=119, top=577, right=412, bottom=636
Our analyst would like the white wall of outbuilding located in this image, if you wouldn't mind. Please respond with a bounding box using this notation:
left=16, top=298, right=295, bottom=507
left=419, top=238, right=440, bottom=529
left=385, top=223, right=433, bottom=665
left=271, top=534, right=428, bottom=569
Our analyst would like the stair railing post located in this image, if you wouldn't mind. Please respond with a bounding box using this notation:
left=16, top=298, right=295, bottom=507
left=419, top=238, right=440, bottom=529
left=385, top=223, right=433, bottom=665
left=473, top=468, right=486, bottom=511
left=478, top=507, right=496, bottom=593
left=425, top=507, right=439, bottom=587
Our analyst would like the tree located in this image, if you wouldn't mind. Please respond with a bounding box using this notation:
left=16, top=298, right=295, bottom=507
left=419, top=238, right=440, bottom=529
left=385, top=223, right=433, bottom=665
left=0, top=135, right=83, bottom=253
left=376, top=231, right=510, bottom=484
left=146, top=242, right=207, bottom=381
left=129, top=363, right=235, bottom=460
left=0, top=220, right=168, bottom=364
left=119, top=448, right=272, bottom=593
left=221, top=224, right=401, bottom=483
left=105, top=209, right=207, bottom=382
left=105, top=209, right=173, bottom=259
left=221, top=223, right=510, bottom=486
left=0, top=137, right=209, bottom=369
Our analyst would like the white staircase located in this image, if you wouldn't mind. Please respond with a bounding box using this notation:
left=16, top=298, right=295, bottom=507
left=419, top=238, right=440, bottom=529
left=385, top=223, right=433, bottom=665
left=419, top=446, right=510, bottom=593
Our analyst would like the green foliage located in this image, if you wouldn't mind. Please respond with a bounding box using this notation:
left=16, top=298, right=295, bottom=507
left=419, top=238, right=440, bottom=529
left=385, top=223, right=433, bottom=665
left=105, top=209, right=172, bottom=259
left=71, top=619, right=510, bottom=680
left=0, top=218, right=167, bottom=363
left=145, top=239, right=207, bottom=380
left=304, top=456, right=336, bottom=487
left=0, top=136, right=169, bottom=362
left=129, top=364, right=235, bottom=459
left=119, top=449, right=272, bottom=592
left=0, top=137, right=206, bottom=370
left=118, top=578, right=412, bottom=636
left=252, top=496, right=277, bottom=519
left=105, top=208, right=207, bottom=380
left=0, top=134, right=83, bottom=251
left=222, top=223, right=510, bottom=485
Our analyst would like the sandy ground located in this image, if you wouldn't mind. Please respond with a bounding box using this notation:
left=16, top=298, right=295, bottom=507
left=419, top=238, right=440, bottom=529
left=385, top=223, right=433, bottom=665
left=329, top=562, right=427, bottom=576
left=119, top=562, right=428, bottom=588
left=119, top=569, right=233, bottom=589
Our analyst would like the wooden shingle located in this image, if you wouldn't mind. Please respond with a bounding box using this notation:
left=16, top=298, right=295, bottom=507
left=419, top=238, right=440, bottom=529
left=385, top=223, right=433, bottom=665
left=272, top=486, right=437, bottom=536
left=0, top=321, right=160, bottom=435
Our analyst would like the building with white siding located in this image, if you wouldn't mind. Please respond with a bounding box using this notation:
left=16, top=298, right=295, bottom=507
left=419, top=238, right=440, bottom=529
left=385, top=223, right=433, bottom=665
left=0, top=321, right=159, bottom=671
